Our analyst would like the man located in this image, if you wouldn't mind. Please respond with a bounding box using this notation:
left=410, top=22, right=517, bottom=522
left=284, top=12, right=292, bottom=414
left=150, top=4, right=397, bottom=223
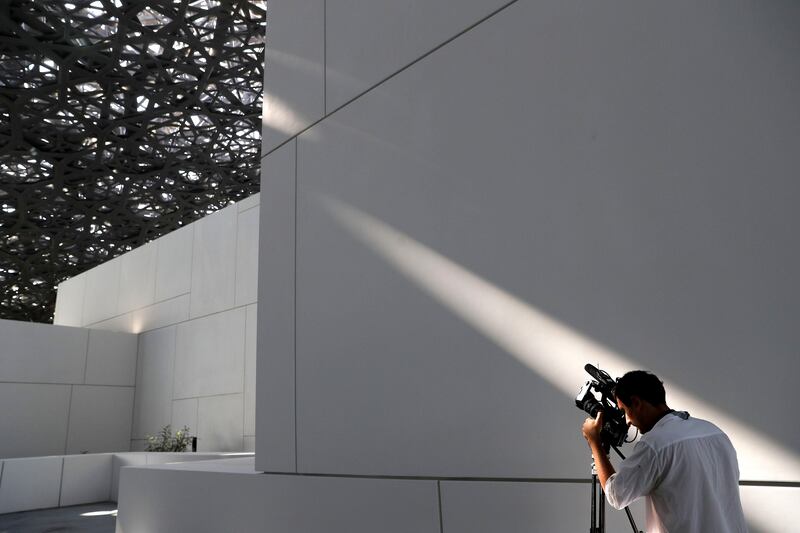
left=581, top=370, right=748, bottom=533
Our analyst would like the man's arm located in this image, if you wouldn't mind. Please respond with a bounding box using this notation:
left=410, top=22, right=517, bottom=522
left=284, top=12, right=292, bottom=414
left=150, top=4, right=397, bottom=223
left=581, top=411, right=616, bottom=488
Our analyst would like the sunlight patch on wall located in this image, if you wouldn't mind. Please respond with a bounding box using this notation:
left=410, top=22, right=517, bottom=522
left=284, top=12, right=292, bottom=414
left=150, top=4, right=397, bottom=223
left=319, top=194, right=799, bottom=530
left=262, top=92, right=315, bottom=140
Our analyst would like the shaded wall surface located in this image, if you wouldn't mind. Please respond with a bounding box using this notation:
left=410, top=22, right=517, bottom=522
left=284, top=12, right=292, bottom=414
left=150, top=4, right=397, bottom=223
left=53, top=195, right=260, bottom=453
left=0, top=320, right=137, bottom=458
left=257, top=1, right=800, bottom=532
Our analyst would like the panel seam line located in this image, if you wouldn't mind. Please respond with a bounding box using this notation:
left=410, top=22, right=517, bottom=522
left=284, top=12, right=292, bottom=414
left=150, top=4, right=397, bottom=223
left=260, top=0, right=521, bottom=161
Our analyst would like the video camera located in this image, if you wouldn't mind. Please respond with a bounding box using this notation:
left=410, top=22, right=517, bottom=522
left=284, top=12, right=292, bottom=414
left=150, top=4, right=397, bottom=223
left=575, top=364, right=629, bottom=449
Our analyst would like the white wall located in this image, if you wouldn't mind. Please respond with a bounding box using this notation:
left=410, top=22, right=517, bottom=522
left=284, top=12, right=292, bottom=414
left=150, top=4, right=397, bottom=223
left=53, top=196, right=260, bottom=453
left=0, top=320, right=137, bottom=458
left=257, top=1, right=800, bottom=532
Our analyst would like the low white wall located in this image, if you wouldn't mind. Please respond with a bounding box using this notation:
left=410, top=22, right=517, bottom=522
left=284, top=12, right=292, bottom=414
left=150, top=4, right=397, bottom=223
left=0, top=320, right=137, bottom=459
left=0, top=452, right=252, bottom=515
left=53, top=194, right=260, bottom=454
left=115, top=462, right=799, bottom=533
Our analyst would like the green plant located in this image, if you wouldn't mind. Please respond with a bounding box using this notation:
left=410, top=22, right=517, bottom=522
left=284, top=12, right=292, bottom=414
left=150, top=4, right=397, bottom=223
left=144, top=425, right=193, bottom=452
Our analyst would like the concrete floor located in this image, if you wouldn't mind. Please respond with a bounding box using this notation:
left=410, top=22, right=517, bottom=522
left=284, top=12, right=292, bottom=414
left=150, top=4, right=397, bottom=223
left=0, top=502, right=117, bottom=533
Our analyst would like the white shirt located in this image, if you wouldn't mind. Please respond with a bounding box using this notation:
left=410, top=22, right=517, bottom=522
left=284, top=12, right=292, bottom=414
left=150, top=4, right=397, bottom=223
left=605, top=412, right=748, bottom=533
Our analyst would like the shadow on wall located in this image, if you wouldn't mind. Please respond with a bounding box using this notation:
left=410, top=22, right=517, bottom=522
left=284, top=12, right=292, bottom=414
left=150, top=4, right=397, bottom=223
left=320, top=194, right=797, bottom=533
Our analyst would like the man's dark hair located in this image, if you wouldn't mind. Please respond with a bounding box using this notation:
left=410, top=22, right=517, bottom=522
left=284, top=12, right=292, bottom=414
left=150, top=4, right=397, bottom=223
left=614, top=370, right=666, bottom=407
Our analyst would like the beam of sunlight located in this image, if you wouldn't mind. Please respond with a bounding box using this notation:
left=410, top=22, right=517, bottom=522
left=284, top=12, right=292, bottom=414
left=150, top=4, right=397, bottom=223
left=81, top=509, right=118, bottom=517
left=266, top=48, right=364, bottom=102
left=262, top=92, right=315, bottom=139
left=320, top=195, right=798, bottom=533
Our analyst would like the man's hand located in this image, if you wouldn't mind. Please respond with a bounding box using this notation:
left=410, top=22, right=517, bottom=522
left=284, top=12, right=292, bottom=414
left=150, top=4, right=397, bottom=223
left=581, top=410, right=615, bottom=489
left=582, top=410, right=604, bottom=446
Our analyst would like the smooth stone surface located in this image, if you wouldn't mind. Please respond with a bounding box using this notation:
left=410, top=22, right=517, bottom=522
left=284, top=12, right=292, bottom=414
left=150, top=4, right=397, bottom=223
left=740, top=485, right=800, bottom=533
left=130, top=294, right=190, bottom=333
left=173, top=307, right=245, bottom=399
left=0, top=456, right=63, bottom=514
left=0, top=319, right=88, bottom=384
left=235, top=206, right=260, bottom=306
left=197, top=394, right=244, bottom=452
left=110, top=454, right=147, bottom=502
left=132, top=327, right=176, bottom=439
left=326, top=0, right=509, bottom=111
left=53, top=273, right=86, bottom=327
left=189, top=206, right=237, bottom=318
left=117, top=243, right=157, bottom=314
left=261, top=0, right=324, bottom=154
left=440, top=480, right=645, bottom=533
left=116, top=467, right=439, bottom=533
left=86, top=313, right=134, bottom=333
left=293, top=0, right=800, bottom=479
left=85, top=329, right=138, bottom=387
left=154, top=223, right=194, bottom=302
left=244, top=304, right=257, bottom=436
left=255, top=140, right=297, bottom=473
left=60, top=454, right=113, bottom=507
left=237, top=192, right=260, bottom=213
left=82, top=257, right=122, bottom=326
left=171, top=398, right=198, bottom=436
left=0, top=383, right=71, bottom=458
left=66, top=386, right=135, bottom=455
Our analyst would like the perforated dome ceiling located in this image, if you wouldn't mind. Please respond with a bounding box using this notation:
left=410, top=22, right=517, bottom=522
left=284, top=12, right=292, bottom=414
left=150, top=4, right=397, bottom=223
left=0, top=0, right=266, bottom=322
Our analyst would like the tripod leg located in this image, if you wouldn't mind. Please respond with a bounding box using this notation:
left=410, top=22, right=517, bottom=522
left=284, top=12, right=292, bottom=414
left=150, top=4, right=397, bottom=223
left=591, top=473, right=597, bottom=533
left=599, top=484, right=605, bottom=533
left=623, top=506, right=643, bottom=533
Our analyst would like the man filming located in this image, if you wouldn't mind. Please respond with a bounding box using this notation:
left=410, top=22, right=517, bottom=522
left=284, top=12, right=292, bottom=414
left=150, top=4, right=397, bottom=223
left=581, top=370, right=748, bottom=533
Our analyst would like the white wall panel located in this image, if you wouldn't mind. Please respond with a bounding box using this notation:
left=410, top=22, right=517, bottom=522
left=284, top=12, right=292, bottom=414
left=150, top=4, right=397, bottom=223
left=0, top=456, right=63, bottom=514
left=171, top=398, right=198, bottom=435
left=66, top=385, right=135, bottom=454
left=237, top=192, right=260, bottom=213
left=154, top=223, right=194, bottom=302
left=235, top=206, right=260, bottom=306
left=53, top=273, right=86, bottom=327
left=60, top=454, right=113, bottom=507
left=82, top=256, right=122, bottom=326
left=130, top=295, right=190, bottom=333
left=174, top=308, right=245, bottom=399
left=85, top=329, right=138, bottom=386
left=111, top=453, right=147, bottom=501
left=116, top=469, right=439, bottom=533
left=189, top=206, right=237, bottom=318
left=118, top=242, right=157, bottom=314
left=244, top=304, right=257, bottom=436
left=255, top=140, right=296, bottom=472
left=326, top=0, right=509, bottom=111
left=0, top=319, right=88, bottom=384
left=197, top=394, right=244, bottom=452
left=132, top=327, right=176, bottom=439
left=261, top=0, right=324, bottom=154
left=441, top=481, right=645, bottom=533
left=293, top=0, right=800, bottom=479
left=243, top=436, right=255, bottom=453
left=740, top=485, right=800, bottom=533
left=87, top=312, right=134, bottom=333
left=0, top=383, right=71, bottom=459
left=143, top=452, right=240, bottom=466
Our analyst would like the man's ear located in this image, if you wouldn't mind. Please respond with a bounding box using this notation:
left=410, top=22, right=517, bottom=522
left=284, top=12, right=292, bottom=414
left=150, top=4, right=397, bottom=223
left=630, top=396, right=642, bottom=410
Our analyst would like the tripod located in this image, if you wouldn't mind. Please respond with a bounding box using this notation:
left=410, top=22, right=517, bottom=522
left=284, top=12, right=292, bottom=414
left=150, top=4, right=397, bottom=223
left=589, top=445, right=643, bottom=533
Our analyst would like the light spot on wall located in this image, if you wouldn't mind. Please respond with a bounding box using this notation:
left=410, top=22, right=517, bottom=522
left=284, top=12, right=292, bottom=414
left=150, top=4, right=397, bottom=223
left=321, top=194, right=797, bottom=533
